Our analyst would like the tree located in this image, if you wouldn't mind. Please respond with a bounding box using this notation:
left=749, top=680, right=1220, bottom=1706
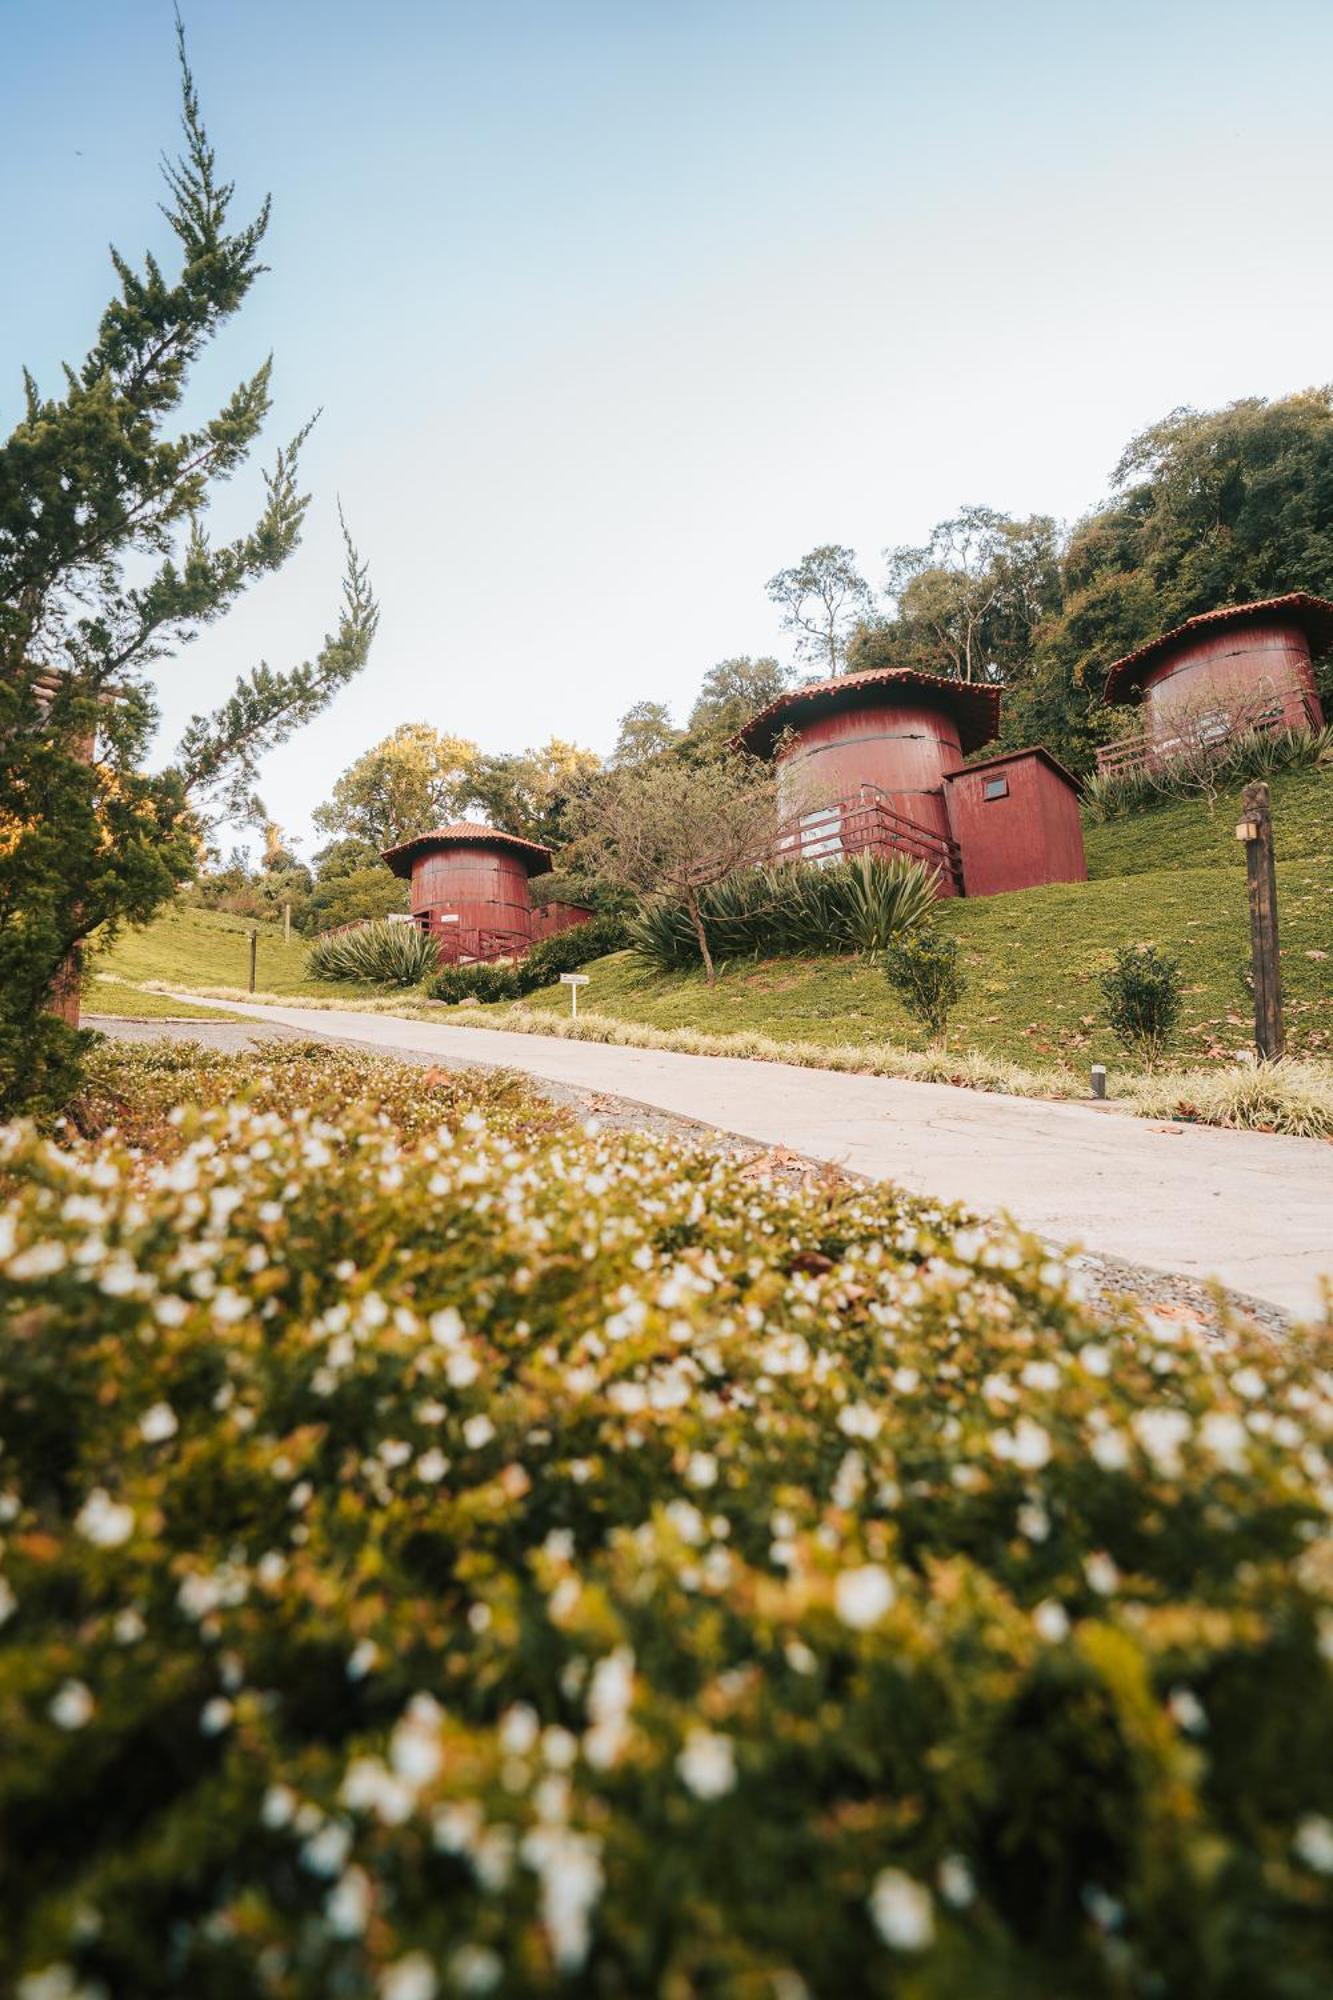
left=0, top=22, right=377, bottom=1112
left=765, top=545, right=873, bottom=676
left=465, top=737, right=602, bottom=846
left=572, top=752, right=775, bottom=984
left=313, top=722, right=478, bottom=851
left=877, top=506, right=1062, bottom=685
left=687, top=655, right=790, bottom=741
left=303, top=837, right=407, bottom=936
left=611, top=699, right=681, bottom=766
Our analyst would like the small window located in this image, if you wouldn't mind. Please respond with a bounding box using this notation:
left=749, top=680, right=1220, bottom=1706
left=983, top=775, right=1009, bottom=801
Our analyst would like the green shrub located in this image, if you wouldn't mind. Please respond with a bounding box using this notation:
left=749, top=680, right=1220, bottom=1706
left=630, top=854, right=938, bottom=972
left=883, top=925, right=966, bottom=1042
left=306, top=919, right=438, bottom=988
left=2, top=1041, right=1332, bottom=1996
left=429, top=916, right=629, bottom=1006
left=1100, top=944, right=1183, bottom=1067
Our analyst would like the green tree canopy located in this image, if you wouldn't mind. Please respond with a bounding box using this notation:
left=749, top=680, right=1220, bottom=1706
left=766, top=544, right=873, bottom=676
left=687, top=655, right=790, bottom=740
left=466, top=737, right=603, bottom=846
left=0, top=22, right=377, bottom=1110
left=313, top=722, right=478, bottom=852
left=611, top=699, right=682, bottom=766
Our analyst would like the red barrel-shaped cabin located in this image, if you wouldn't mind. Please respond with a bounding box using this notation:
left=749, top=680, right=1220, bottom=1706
left=1104, top=594, right=1330, bottom=744
left=736, top=667, right=1086, bottom=897
left=382, top=822, right=552, bottom=960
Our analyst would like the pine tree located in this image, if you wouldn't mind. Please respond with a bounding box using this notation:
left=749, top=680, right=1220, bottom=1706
left=0, top=18, right=378, bottom=1112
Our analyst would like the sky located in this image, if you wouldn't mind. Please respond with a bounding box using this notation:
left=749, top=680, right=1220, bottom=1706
left=5, top=0, right=1333, bottom=853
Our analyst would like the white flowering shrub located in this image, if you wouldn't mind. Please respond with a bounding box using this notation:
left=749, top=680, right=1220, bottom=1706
left=1, top=1044, right=1332, bottom=1997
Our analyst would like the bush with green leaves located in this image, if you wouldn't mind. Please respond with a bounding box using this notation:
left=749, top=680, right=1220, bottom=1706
left=428, top=916, right=628, bottom=1006
left=306, top=919, right=439, bottom=988
left=1100, top=945, right=1183, bottom=1067
left=630, top=853, right=938, bottom=972
left=882, top=925, right=966, bottom=1042
left=2, top=1040, right=1332, bottom=1996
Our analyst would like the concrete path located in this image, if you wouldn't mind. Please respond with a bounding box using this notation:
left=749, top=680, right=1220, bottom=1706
left=171, top=998, right=1332, bottom=1320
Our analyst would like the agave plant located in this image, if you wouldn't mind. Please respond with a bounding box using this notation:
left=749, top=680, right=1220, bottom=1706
left=306, top=920, right=438, bottom=987
left=629, top=854, right=937, bottom=972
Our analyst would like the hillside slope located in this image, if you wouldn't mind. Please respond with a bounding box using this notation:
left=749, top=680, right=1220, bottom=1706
left=514, top=767, right=1332, bottom=1070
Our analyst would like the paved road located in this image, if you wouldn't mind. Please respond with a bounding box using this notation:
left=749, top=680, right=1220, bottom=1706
left=168, top=998, right=1332, bottom=1320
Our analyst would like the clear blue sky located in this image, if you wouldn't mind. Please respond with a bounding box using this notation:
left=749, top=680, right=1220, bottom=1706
left=5, top=0, right=1333, bottom=849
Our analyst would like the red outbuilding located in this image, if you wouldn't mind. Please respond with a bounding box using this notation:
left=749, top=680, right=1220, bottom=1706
left=735, top=667, right=1086, bottom=898
left=382, top=822, right=553, bottom=961
left=1100, top=593, right=1330, bottom=777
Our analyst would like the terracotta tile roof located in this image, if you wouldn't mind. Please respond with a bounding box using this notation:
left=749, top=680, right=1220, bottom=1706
left=1103, top=593, right=1333, bottom=704
left=733, top=667, right=1002, bottom=759
left=381, top=822, right=553, bottom=879
left=946, top=744, right=1081, bottom=791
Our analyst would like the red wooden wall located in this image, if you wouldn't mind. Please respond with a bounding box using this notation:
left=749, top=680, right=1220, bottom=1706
left=1141, top=620, right=1324, bottom=737
left=410, top=843, right=535, bottom=944
left=944, top=751, right=1087, bottom=897
left=775, top=699, right=964, bottom=849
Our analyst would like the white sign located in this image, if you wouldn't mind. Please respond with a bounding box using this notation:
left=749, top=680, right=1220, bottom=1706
left=559, top=971, right=590, bottom=1017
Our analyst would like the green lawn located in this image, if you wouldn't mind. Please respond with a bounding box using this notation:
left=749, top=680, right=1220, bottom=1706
left=92, top=904, right=373, bottom=1004
left=1083, top=763, right=1333, bottom=878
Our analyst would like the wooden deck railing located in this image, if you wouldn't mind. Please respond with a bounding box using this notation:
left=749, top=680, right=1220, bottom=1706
left=1095, top=685, right=1320, bottom=779
left=764, top=788, right=963, bottom=893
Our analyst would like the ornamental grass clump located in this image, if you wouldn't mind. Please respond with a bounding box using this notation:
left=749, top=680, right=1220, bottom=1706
left=2, top=1042, right=1333, bottom=1996
left=306, top=919, right=438, bottom=987
left=630, top=853, right=937, bottom=972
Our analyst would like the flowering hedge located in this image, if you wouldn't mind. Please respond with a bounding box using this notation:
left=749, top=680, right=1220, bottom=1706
left=2, top=1043, right=1332, bottom=1997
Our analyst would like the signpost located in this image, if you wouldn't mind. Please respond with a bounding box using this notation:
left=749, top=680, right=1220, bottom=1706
left=249, top=929, right=258, bottom=995
left=560, top=972, right=590, bottom=1018
left=1234, top=780, right=1284, bottom=1062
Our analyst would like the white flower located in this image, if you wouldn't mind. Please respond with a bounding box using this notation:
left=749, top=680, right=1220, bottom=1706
left=200, top=1697, right=233, bottom=1735
left=391, top=1695, right=446, bottom=1785
left=1167, top=1687, right=1207, bottom=1736
left=868, top=1868, right=935, bottom=1951
left=446, top=1350, right=480, bottom=1389
left=139, top=1401, right=178, bottom=1444
left=676, top=1728, right=737, bottom=1800
left=1079, top=1343, right=1111, bottom=1377
left=1085, top=1551, right=1120, bottom=1596
left=520, top=1825, right=604, bottom=1971
left=416, top=1448, right=449, bottom=1484
left=1033, top=1600, right=1070, bottom=1644
left=937, top=1853, right=975, bottom=1908
left=838, top=1401, right=883, bottom=1441
left=261, top=1783, right=298, bottom=1828
left=75, top=1487, right=134, bottom=1548
left=302, top=1820, right=353, bottom=1875
left=1090, top=1430, right=1130, bottom=1473
left=685, top=1451, right=718, bottom=1488
left=1132, top=1408, right=1192, bottom=1476
left=499, top=1703, right=540, bottom=1756
left=379, top=1951, right=438, bottom=2000
left=835, top=1565, right=896, bottom=1631
left=429, top=1307, right=465, bottom=1347
left=326, top=1865, right=372, bottom=1936
left=347, top=1638, right=380, bottom=1681
left=1200, top=1411, right=1247, bottom=1470
left=49, top=1680, right=95, bottom=1730
left=462, top=1415, right=496, bottom=1451
left=1293, top=1814, right=1333, bottom=1875
left=448, top=1945, right=502, bottom=1995
left=8, top=1240, right=67, bottom=1280
left=1231, top=1366, right=1266, bottom=1401
left=1009, top=1419, right=1052, bottom=1471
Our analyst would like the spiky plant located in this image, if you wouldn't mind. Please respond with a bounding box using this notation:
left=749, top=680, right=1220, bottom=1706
left=306, top=921, right=437, bottom=987
left=629, top=855, right=937, bottom=972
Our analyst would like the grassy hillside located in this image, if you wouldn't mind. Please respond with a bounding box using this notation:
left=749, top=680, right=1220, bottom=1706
left=512, top=767, right=1333, bottom=1071
left=90, top=905, right=373, bottom=1013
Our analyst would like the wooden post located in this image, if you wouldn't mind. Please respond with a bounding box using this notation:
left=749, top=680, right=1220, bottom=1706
left=283, top=901, right=292, bottom=945
left=249, top=929, right=258, bottom=996
left=1235, top=780, right=1284, bottom=1061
